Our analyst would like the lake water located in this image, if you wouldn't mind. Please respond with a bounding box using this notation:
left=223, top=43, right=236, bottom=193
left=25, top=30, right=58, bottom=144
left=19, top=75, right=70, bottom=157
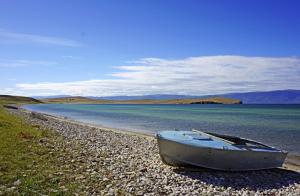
left=23, top=104, right=300, bottom=155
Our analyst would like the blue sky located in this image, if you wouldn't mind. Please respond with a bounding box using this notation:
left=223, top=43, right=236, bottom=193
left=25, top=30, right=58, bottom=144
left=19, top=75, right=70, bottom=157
left=1, top=0, right=300, bottom=96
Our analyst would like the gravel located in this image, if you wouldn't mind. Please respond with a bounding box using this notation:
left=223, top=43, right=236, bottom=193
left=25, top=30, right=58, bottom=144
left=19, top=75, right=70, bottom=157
left=7, top=108, right=300, bottom=195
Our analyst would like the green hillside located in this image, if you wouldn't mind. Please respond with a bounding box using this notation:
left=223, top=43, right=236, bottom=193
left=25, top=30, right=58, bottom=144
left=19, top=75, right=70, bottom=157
left=0, top=95, right=42, bottom=105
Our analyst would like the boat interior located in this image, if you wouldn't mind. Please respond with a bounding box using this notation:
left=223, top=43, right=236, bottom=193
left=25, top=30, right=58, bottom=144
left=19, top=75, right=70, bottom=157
left=158, top=130, right=283, bottom=152
left=193, top=129, right=281, bottom=152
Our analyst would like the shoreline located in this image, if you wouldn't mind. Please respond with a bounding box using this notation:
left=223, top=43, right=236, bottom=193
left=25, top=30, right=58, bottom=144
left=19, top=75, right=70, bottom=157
left=6, top=107, right=300, bottom=194
left=20, top=107, right=300, bottom=171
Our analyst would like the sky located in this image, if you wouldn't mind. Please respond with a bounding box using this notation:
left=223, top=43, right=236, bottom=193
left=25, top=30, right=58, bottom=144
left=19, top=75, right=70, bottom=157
left=1, top=0, right=300, bottom=96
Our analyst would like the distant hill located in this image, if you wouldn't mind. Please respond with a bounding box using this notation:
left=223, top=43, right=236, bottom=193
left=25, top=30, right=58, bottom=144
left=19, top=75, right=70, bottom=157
left=94, top=90, right=300, bottom=104
left=41, top=96, right=112, bottom=104
left=37, top=94, right=204, bottom=100
left=42, top=96, right=241, bottom=104
left=0, top=95, right=42, bottom=105
left=34, top=89, right=300, bottom=104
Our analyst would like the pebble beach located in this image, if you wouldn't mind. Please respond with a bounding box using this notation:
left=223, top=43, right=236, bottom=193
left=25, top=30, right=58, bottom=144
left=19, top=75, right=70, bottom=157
left=7, top=108, right=300, bottom=195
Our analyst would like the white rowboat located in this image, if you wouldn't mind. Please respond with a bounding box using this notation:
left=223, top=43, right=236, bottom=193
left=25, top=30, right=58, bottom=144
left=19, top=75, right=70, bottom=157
left=156, top=129, right=287, bottom=171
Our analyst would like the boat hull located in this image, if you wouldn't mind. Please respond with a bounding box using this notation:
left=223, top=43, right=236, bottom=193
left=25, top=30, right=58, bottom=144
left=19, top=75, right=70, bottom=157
left=157, top=136, right=287, bottom=171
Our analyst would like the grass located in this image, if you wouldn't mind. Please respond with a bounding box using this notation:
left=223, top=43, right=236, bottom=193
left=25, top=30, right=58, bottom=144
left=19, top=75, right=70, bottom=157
left=0, top=97, right=81, bottom=194
left=0, top=95, right=42, bottom=105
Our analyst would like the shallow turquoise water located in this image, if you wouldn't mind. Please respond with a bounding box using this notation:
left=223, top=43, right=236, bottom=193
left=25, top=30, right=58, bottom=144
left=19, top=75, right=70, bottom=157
left=23, top=104, right=300, bottom=155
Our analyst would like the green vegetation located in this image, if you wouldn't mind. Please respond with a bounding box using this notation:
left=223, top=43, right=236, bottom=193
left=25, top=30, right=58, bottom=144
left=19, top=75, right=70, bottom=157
left=42, top=96, right=242, bottom=104
left=0, top=96, right=79, bottom=194
left=0, top=95, right=42, bottom=105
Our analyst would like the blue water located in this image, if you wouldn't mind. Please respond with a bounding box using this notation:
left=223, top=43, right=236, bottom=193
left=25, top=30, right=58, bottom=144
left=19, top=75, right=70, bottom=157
left=23, top=104, right=300, bottom=155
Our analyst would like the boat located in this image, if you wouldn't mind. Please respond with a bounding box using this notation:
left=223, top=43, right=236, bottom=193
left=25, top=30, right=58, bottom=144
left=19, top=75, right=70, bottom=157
left=156, top=129, right=287, bottom=171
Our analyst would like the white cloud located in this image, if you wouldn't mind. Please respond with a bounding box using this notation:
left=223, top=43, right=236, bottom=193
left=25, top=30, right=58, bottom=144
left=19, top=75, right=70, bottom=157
left=0, top=29, right=81, bottom=47
left=6, top=55, right=300, bottom=96
left=0, top=59, right=56, bottom=68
